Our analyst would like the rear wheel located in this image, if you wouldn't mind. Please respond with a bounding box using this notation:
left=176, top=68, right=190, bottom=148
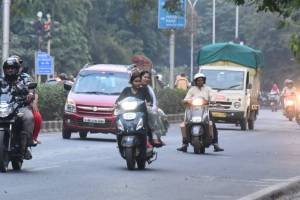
left=0, top=131, right=9, bottom=173
left=11, top=158, right=22, bottom=171
left=62, top=128, right=71, bottom=139
left=79, top=131, right=88, bottom=139
left=125, top=148, right=136, bottom=170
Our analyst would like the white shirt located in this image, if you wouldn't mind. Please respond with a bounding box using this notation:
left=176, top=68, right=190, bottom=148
left=184, top=85, right=211, bottom=101
left=147, top=85, right=158, bottom=110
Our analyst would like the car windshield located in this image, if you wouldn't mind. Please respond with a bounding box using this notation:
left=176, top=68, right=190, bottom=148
left=201, top=69, right=245, bottom=90
left=73, top=71, right=129, bottom=95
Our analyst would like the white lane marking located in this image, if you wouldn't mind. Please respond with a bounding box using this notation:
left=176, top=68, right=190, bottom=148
left=31, top=165, right=60, bottom=171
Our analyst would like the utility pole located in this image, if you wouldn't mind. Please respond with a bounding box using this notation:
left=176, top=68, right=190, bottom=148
left=235, top=6, right=239, bottom=40
left=2, top=0, right=11, bottom=75
left=188, top=0, right=199, bottom=81
left=45, top=14, right=52, bottom=80
left=169, top=29, right=175, bottom=89
left=212, top=0, right=216, bottom=44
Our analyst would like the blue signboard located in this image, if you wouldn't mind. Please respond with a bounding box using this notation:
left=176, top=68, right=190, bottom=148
left=158, top=0, right=186, bottom=29
left=35, top=51, right=54, bottom=75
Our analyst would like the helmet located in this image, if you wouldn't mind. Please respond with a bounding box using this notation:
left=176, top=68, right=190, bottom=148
left=2, top=56, right=21, bottom=81
left=193, top=73, right=206, bottom=84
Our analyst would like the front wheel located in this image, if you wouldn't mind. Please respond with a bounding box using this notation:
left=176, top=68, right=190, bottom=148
left=125, top=148, right=136, bottom=170
left=0, top=131, right=9, bottom=173
left=62, top=128, right=71, bottom=139
left=11, top=158, right=23, bottom=171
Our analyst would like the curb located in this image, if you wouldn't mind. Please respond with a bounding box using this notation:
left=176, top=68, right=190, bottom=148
left=238, top=176, right=300, bottom=200
left=41, top=114, right=184, bottom=133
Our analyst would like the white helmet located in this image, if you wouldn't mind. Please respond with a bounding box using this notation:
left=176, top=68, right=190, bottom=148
left=193, top=73, right=206, bottom=83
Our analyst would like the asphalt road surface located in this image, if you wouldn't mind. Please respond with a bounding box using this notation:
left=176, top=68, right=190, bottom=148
left=1, top=109, right=300, bottom=200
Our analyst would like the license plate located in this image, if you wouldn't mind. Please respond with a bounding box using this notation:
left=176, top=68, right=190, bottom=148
left=83, top=117, right=105, bottom=124
left=212, top=112, right=226, bottom=118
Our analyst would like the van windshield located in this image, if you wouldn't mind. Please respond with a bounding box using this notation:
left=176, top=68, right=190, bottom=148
left=201, top=69, right=245, bottom=90
left=73, top=71, right=129, bottom=95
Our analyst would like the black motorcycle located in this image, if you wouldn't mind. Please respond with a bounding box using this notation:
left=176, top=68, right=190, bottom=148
left=185, top=97, right=213, bottom=154
left=115, top=97, right=156, bottom=170
left=0, top=82, right=37, bottom=172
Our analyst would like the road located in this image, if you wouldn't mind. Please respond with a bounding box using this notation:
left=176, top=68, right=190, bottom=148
left=1, top=109, right=300, bottom=200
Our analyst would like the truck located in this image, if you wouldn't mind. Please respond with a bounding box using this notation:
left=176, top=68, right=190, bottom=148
left=197, top=42, right=263, bottom=130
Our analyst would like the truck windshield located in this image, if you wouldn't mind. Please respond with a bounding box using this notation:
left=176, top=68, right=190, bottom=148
left=201, top=69, right=245, bottom=90
left=73, top=72, right=129, bottom=95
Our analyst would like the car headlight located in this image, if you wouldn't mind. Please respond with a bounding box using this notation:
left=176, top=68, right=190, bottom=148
left=136, top=118, right=144, bottom=130
left=234, top=102, right=241, bottom=109
left=192, top=99, right=204, bottom=106
left=64, top=99, right=76, bottom=113
left=121, top=101, right=138, bottom=111
left=0, top=103, right=11, bottom=118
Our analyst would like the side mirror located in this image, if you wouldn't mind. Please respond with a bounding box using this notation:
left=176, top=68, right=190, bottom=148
left=64, top=81, right=73, bottom=91
left=247, top=83, right=252, bottom=89
left=28, top=82, right=37, bottom=89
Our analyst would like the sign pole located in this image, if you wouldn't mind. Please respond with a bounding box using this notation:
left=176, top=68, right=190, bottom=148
left=169, top=29, right=175, bottom=89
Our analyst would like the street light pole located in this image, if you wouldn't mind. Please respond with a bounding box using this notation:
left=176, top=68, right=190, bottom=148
left=212, top=0, right=216, bottom=44
left=235, top=6, right=239, bottom=40
left=2, top=0, right=11, bottom=75
left=188, top=0, right=199, bottom=81
left=169, top=29, right=175, bottom=89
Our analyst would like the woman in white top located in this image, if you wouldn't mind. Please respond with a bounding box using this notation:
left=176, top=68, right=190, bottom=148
left=141, top=70, right=166, bottom=147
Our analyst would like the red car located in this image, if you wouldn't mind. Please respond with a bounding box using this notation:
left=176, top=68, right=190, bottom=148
left=62, top=64, right=130, bottom=139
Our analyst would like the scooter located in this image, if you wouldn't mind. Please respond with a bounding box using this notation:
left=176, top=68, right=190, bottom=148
left=115, top=97, right=156, bottom=170
left=184, top=97, right=213, bottom=154
left=268, top=92, right=279, bottom=112
left=284, top=93, right=296, bottom=121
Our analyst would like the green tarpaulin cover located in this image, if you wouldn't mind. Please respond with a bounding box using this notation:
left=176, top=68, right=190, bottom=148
left=197, top=42, right=264, bottom=69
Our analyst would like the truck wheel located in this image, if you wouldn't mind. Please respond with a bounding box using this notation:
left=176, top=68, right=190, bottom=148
left=240, top=118, right=248, bottom=131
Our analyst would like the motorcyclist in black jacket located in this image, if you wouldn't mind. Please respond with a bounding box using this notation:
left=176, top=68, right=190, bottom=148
left=1, top=56, right=35, bottom=160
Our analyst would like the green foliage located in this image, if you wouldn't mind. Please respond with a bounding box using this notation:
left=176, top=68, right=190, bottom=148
left=37, top=84, right=67, bottom=120
left=157, top=88, right=187, bottom=114
left=163, top=0, right=184, bottom=16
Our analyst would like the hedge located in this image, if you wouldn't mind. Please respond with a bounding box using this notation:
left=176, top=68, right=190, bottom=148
left=37, top=84, right=186, bottom=120
left=37, top=84, right=68, bottom=121
left=157, top=88, right=187, bottom=114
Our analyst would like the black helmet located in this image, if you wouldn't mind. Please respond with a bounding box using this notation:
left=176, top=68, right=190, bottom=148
left=3, top=56, right=21, bottom=80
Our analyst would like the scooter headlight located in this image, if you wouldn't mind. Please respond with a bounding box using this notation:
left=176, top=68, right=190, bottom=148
left=136, top=118, right=144, bottom=130
left=121, top=101, right=138, bottom=111
left=192, top=99, right=204, bottom=106
left=286, top=100, right=295, bottom=106
left=297, top=95, right=300, bottom=101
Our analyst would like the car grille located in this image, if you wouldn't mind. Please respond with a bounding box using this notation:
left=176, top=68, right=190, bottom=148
left=76, top=105, right=114, bottom=116
left=70, top=118, right=112, bottom=128
left=210, top=101, right=232, bottom=109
